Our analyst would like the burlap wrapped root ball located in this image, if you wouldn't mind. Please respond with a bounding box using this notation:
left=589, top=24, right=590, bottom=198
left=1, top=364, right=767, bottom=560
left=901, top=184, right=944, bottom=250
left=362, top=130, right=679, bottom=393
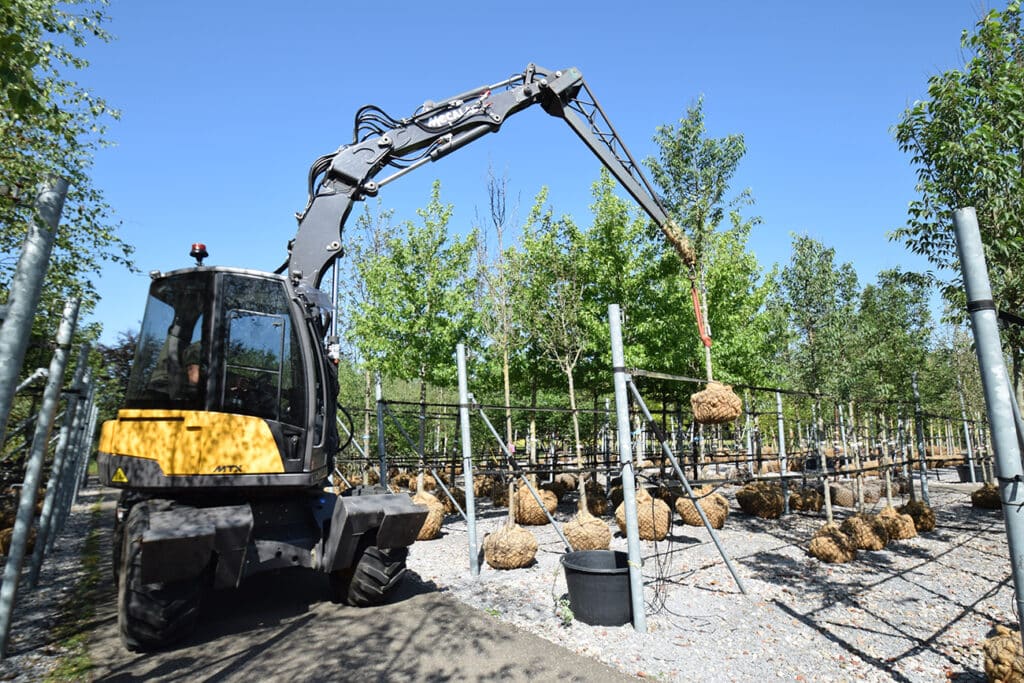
left=861, top=478, right=883, bottom=504
left=407, top=473, right=437, bottom=492
left=489, top=479, right=510, bottom=507
left=984, top=624, right=1024, bottom=683
left=438, top=486, right=466, bottom=515
left=483, top=523, right=538, bottom=570
left=609, top=485, right=624, bottom=509
left=790, top=487, right=824, bottom=513
left=840, top=514, right=890, bottom=551
left=690, top=382, right=743, bottom=425
left=563, top=510, right=612, bottom=550
left=972, top=483, right=1002, bottom=510
left=555, top=473, right=578, bottom=493
left=615, top=488, right=671, bottom=541
left=514, top=486, right=558, bottom=526
left=899, top=499, right=937, bottom=532
left=584, top=479, right=610, bottom=516
left=829, top=483, right=855, bottom=508
left=877, top=506, right=918, bottom=540
left=412, top=491, right=444, bottom=541
left=808, top=522, right=856, bottom=563
left=675, top=486, right=730, bottom=529
left=736, top=481, right=784, bottom=519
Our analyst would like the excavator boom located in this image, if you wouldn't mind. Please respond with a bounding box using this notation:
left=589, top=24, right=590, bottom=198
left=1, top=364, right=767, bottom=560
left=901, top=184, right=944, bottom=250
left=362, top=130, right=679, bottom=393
left=287, top=63, right=693, bottom=296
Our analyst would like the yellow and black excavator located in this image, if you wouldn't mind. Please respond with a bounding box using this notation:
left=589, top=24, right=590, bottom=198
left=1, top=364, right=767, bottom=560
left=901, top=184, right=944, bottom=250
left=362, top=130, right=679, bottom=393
left=97, top=63, right=694, bottom=650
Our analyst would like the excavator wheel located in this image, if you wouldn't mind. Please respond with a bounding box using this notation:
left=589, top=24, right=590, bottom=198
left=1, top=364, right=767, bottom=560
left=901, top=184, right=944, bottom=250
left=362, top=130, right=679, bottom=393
left=329, top=544, right=409, bottom=607
left=118, top=500, right=204, bottom=651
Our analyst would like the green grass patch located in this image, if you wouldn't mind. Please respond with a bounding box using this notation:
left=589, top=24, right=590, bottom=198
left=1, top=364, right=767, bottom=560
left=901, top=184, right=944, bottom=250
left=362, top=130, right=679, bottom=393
left=44, top=498, right=106, bottom=682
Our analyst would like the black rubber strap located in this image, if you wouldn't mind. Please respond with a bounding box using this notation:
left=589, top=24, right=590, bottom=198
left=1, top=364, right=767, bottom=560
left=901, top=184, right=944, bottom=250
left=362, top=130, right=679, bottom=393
left=967, top=299, right=996, bottom=313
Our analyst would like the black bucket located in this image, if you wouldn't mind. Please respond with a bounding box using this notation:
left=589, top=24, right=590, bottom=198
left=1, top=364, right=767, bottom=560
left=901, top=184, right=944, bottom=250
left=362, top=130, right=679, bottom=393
left=561, top=550, right=632, bottom=626
left=957, top=464, right=985, bottom=483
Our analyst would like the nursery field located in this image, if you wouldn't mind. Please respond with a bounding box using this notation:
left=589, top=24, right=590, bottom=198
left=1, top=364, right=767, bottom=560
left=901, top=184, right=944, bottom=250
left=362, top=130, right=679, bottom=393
left=0, top=472, right=1014, bottom=682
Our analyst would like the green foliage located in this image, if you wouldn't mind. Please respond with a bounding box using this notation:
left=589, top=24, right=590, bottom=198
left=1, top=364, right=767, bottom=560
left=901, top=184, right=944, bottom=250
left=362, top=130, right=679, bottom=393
left=851, top=269, right=932, bottom=404
left=93, top=328, right=135, bottom=421
left=892, top=2, right=1024, bottom=325
left=778, top=235, right=859, bottom=397
left=0, top=0, right=134, bottom=341
left=352, top=180, right=477, bottom=390
left=645, top=96, right=754, bottom=263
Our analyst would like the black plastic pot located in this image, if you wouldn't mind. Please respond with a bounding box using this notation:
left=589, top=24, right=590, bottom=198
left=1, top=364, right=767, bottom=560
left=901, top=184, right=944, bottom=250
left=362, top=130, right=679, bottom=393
left=957, top=464, right=985, bottom=483
left=560, top=550, right=632, bottom=626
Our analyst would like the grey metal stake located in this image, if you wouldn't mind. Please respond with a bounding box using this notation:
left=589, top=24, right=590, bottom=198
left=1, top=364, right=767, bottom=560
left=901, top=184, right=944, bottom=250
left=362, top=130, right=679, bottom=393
left=609, top=304, right=646, bottom=633
left=744, top=395, right=754, bottom=476
left=954, top=206, right=1024, bottom=642
left=375, top=373, right=387, bottom=487
left=0, top=178, right=69, bottom=448
left=775, top=392, right=789, bottom=516
left=911, top=373, right=931, bottom=505
left=0, top=298, right=78, bottom=657
left=958, top=387, right=983, bottom=483
left=473, top=399, right=572, bottom=550
left=626, top=380, right=747, bottom=594
left=52, top=373, right=94, bottom=548
left=73, top=403, right=100, bottom=503
left=456, top=345, right=479, bottom=577
left=28, top=345, right=90, bottom=587
left=839, top=403, right=861, bottom=511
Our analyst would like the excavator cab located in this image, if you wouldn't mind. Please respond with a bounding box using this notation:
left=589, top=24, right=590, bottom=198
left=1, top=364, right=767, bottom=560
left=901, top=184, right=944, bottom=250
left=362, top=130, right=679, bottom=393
left=100, top=267, right=335, bottom=489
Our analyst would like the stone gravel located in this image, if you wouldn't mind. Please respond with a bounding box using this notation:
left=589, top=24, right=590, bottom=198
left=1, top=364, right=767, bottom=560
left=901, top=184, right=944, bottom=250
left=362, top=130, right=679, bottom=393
left=407, top=474, right=1014, bottom=682
left=0, top=474, right=1014, bottom=682
left=0, top=487, right=110, bottom=682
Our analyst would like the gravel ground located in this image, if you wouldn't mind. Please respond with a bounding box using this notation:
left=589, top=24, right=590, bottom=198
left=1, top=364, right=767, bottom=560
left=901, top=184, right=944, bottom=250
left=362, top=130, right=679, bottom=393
left=0, top=473, right=1013, bottom=682
left=0, top=486, right=111, bottom=682
left=406, top=472, right=1015, bottom=682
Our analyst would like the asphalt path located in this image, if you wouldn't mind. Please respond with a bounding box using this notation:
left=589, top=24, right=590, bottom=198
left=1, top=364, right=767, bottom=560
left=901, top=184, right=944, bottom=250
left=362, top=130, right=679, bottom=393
left=86, top=491, right=634, bottom=682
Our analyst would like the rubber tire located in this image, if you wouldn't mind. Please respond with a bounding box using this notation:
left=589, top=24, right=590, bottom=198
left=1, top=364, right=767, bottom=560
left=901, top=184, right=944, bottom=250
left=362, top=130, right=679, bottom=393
left=330, top=545, right=408, bottom=607
left=118, top=501, right=204, bottom=651
left=111, top=515, right=124, bottom=585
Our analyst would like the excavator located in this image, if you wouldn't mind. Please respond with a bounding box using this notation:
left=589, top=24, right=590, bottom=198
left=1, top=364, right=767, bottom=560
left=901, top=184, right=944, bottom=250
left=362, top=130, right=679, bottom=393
left=97, top=63, right=695, bottom=650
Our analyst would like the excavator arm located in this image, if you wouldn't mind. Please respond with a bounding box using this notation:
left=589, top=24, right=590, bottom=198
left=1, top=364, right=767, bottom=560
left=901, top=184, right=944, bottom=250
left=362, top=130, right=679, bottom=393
left=287, top=63, right=695, bottom=298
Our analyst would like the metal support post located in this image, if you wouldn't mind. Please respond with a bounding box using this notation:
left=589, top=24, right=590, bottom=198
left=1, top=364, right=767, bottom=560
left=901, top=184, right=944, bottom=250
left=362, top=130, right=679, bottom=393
left=608, top=304, right=646, bottom=633
left=0, top=178, right=69, bottom=448
left=52, top=375, right=94, bottom=546
left=73, top=403, right=99, bottom=503
left=775, top=392, right=789, bottom=515
left=954, top=206, right=1024, bottom=643
left=456, top=345, right=479, bottom=577
left=375, top=373, right=387, bottom=486
left=0, top=299, right=78, bottom=657
left=28, top=345, right=89, bottom=587
left=958, top=387, right=974, bottom=483
left=627, top=381, right=747, bottom=594
left=911, top=372, right=931, bottom=505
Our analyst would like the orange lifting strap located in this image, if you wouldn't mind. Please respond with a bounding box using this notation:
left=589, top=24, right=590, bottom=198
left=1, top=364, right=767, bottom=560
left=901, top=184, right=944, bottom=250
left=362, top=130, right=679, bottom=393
left=690, top=280, right=712, bottom=349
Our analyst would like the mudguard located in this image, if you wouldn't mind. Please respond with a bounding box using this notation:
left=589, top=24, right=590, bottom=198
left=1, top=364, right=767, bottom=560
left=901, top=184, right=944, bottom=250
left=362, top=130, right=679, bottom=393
left=141, top=504, right=253, bottom=588
left=322, top=494, right=427, bottom=573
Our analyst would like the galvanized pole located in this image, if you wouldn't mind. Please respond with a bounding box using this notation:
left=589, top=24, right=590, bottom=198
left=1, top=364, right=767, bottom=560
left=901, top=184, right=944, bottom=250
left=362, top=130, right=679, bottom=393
left=28, top=345, right=89, bottom=587
left=775, top=392, right=789, bottom=515
left=73, top=403, right=99, bottom=504
left=0, top=299, right=78, bottom=657
left=455, top=345, right=479, bottom=577
left=50, top=371, right=94, bottom=548
left=0, top=178, right=69, bottom=448
left=375, top=373, right=387, bottom=486
left=911, top=372, right=931, bottom=505
left=608, top=304, right=646, bottom=633
left=954, top=206, right=1024, bottom=641
left=954, top=387, right=978, bottom=483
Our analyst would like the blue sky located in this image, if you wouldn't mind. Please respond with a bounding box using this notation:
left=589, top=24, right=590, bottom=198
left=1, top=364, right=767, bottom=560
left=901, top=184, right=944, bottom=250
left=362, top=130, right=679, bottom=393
left=78, top=0, right=993, bottom=343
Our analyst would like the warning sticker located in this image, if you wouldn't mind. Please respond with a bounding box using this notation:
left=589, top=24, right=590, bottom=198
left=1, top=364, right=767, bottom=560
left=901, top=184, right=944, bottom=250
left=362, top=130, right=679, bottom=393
left=111, top=467, right=128, bottom=483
